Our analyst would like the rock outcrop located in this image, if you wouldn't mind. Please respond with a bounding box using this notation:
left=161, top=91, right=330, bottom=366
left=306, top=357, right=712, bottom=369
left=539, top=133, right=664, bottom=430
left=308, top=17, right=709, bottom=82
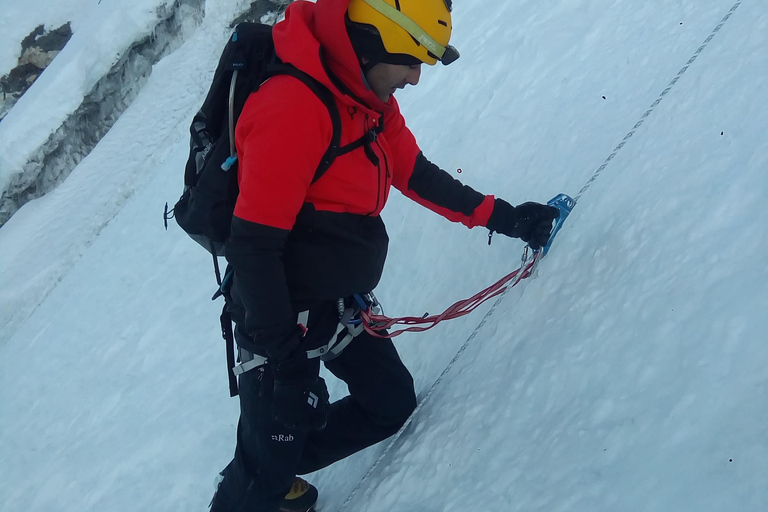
left=0, top=23, right=73, bottom=121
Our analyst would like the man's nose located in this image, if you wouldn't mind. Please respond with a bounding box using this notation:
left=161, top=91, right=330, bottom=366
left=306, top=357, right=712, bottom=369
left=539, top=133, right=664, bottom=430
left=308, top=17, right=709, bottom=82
left=406, top=65, right=421, bottom=86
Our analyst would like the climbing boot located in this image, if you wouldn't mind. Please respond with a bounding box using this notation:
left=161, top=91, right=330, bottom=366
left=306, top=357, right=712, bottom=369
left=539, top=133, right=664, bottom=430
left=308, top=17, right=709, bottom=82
left=279, top=477, right=318, bottom=512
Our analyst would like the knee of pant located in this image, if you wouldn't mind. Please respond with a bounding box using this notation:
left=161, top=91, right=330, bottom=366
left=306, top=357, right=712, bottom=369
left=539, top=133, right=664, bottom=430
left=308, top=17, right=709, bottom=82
left=374, top=380, right=417, bottom=435
left=401, top=383, right=417, bottom=420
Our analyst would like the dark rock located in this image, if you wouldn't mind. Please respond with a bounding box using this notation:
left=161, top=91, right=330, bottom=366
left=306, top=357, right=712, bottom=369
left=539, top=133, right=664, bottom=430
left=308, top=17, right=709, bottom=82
left=1, top=0, right=206, bottom=226
left=2, top=63, right=44, bottom=95
left=34, top=22, right=73, bottom=53
left=1, top=23, right=74, bottom=119
left=20, top=25, right=45, bottom=52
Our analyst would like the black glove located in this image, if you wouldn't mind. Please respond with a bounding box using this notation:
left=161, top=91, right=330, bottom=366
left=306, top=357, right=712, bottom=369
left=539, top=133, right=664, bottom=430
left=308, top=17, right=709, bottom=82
left=270, top=354, right=329, bottom=432
left=487, top=199, right=560, bottom=250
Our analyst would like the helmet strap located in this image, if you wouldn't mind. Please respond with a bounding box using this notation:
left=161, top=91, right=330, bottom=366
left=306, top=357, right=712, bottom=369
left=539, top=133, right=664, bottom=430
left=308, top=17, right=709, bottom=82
left=360, top=0, right=447, bottom=61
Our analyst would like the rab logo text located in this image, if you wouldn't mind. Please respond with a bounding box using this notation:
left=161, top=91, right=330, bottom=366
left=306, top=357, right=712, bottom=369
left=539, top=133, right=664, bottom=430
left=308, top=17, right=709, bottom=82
left=271, top=434, right=295, bottom=442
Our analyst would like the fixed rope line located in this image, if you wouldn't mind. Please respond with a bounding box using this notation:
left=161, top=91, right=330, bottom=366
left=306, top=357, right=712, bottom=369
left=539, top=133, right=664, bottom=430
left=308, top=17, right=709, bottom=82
left=337, top=2, right=742, bottom=509
left=337, top=276, right=527, bottom=512
left=574, top=0, right=742, bottom=203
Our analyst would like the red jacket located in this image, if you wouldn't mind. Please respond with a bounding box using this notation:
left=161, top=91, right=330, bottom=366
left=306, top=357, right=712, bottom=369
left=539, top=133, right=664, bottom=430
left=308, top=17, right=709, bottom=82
left=226, top=0, right=496, bottom=338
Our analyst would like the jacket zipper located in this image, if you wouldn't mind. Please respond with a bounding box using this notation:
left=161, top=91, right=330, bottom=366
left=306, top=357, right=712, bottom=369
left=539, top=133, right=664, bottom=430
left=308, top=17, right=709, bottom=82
left=375, top=138, right=390, bottom=215
left=371, top=161, right=382, bottom=216
left=369, top=135, right=393, bottom=215
left=375, top=138, right=390, bottom=179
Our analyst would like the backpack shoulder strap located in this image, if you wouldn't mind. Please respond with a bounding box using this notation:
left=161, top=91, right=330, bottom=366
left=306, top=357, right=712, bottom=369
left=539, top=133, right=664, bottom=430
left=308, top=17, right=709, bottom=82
left=266, top=64, right=342, bottom=184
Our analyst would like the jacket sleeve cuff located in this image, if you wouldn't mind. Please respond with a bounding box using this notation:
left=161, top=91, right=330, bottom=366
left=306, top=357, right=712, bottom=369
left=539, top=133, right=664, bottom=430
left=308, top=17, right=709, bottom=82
left=475, top=195, right=496, bottom=228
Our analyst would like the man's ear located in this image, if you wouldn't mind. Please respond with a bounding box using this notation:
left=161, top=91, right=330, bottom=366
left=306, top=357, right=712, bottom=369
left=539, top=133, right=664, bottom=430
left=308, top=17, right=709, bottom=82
left=359, top=56, right=378, bottom=74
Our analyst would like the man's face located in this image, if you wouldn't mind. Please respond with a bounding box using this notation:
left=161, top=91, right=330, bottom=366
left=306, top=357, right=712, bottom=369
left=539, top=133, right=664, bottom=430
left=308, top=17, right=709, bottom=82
left=364, top=61, right=422, bottom=102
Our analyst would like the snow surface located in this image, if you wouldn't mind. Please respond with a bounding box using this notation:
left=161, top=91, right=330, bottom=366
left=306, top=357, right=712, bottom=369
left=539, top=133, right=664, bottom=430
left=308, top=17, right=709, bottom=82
left=1, top=0, right=767, bottom=511
left=0, top=0, right=181, bottom=190
left=0, top=0, right=92, bottom=75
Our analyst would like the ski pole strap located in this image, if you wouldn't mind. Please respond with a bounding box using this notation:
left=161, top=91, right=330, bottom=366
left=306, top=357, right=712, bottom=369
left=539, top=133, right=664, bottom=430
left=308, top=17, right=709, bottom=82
left=360, top=251, right=540, bottom=339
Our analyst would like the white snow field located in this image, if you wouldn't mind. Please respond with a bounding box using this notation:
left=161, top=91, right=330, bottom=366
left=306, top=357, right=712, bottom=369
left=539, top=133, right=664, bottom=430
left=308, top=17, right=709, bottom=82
left=1, top=1, right=766, bottom=511
left=0, top=0, right=188, bottom=189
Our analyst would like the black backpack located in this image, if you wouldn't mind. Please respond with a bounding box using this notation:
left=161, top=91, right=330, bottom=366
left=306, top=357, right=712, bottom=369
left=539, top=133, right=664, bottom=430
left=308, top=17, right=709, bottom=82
left=165, top=22, right=344, bottom=263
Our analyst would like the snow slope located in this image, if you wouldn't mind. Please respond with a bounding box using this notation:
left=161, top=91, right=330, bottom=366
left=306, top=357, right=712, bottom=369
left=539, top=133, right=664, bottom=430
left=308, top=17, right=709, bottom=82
left=1, top=1, right=766, bottom=511
left=0, top=0, right=182, bottom=183
left=0, top=0, right=92, bottom=75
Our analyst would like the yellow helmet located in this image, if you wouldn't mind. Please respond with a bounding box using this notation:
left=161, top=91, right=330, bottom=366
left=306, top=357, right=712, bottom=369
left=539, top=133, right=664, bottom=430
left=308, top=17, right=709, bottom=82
left=347, top=0, right=460, bottom=66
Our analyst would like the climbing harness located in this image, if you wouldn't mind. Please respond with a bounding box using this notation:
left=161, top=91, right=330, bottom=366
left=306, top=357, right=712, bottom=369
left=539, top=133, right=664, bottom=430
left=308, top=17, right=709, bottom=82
left=305, top=293, right=381, bottom=360
left=231, top=293, right=382, bottom=379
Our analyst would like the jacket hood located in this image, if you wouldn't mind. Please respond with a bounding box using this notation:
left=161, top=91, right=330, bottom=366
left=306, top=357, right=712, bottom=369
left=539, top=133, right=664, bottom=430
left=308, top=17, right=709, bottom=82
left=273, top=0, right=392, bottom=115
